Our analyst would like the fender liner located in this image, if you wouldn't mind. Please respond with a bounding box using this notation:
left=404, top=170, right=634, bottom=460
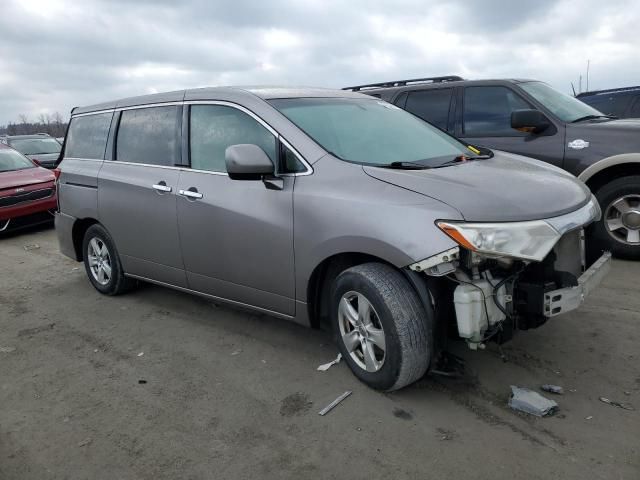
left=578, top=153, right=640, bottom=183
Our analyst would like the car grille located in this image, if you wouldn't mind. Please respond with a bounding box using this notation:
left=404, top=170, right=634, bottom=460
left=0, top=188, right=54, bottom=208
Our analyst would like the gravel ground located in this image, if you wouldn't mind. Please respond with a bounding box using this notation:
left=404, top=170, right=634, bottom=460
left=1, top=226, right=638, bottom=480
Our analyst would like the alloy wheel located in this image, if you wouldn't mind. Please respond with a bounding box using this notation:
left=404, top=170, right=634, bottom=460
left=338, top=291, right=386, bottom=372
left=87, top=237, right=112, bottom=285
left=604, top=194, right=640, bottom=245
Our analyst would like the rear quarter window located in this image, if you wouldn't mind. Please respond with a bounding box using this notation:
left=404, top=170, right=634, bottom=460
left=65, top=112, right=113, bottom=159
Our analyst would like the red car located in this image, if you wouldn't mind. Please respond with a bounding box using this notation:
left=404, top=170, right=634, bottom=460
left=0, top=144, right=57, bottom=232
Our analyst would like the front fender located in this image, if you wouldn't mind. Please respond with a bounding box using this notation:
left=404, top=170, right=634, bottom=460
left=578, top=153, right=640, bottom=183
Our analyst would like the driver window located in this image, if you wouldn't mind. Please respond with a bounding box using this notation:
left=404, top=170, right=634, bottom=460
left=190, top=105, right=277, bottom=173
left=463, top=86, right=531, bottom=137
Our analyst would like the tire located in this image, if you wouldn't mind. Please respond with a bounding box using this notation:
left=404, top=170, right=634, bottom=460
left=82, top=224, right=136, bottom=295
left=589, top=176, right=640, bottom=260
left=332, top=263, right=432, bottom=391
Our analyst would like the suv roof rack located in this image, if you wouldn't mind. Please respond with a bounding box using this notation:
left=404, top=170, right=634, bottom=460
left=577, top=85, right=640, bottom=97
left=343, top=76, right=464, bottom=92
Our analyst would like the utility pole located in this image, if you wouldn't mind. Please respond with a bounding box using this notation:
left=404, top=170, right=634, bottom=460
left=586, top=59, right=590, bottom=92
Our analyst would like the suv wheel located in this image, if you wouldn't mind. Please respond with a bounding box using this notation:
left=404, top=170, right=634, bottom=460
left=590, top=176, right=640, bottom=260
left=332, top=263, right=432, bottom=391
left=82, top=224, right=136, bottom=295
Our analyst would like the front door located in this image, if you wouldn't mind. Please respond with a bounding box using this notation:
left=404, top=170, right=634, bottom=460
left=176, top=104, right=296, bottom=316
left=98, top=105, right=187, bottom=287
left=457, top=85, right=565, bottom=167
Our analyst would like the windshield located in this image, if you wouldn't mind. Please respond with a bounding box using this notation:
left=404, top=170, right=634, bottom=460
left=520, top=82, right=606, bottom=123
left=8, top=137, right=62, bottom=155
left=0, top=148, right=35, bottom=172
left=270, top=98, right=474, bottom=166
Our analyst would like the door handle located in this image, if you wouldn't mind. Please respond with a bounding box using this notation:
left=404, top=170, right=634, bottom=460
left=152, top=182, right=172, bottom=193
left=179, top=188, right=203, bottom=200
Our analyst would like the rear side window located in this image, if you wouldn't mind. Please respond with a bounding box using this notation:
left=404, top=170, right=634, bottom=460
left=189, top=105, right=277, bottom=173
left=65, top=112, right=113, bottom=159
left=116, top=106, right=181, bottom=166
left=463, top=86, right=531, bottom=136
left=405, top=88, right=453, bottom=130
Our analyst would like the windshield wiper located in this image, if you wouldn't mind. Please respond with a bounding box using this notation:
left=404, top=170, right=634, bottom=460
left=434, top=153, right=493, bottom=168
left=380, top=161, right=431, bottom=170
left=571, top=114, right=617, bottom=123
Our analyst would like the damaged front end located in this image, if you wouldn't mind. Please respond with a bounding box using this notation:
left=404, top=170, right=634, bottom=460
left=410, top=196, right=611, bottom=350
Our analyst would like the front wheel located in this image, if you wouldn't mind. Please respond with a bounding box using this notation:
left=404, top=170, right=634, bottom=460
left=589, top=176, right=640, bottom=260
left=332, top=263, right=432, bottom=391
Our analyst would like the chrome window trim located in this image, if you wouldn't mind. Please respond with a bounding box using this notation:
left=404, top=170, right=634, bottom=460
left=71, top=100, right=314, bottom=176
left=62, top=157, right=105, bottom=162
left=101, top=160, right=183, bottom=171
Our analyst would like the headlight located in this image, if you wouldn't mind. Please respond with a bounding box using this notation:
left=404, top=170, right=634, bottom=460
left=437, top=220, right=560, bottom=261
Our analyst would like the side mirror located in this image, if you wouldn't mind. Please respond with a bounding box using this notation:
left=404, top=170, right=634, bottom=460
left=511, top=109, right=550, bottom=133
left=225, top=144, right=274, bottom=180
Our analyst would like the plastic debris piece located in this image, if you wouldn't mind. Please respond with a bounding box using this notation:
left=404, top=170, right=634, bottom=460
left=0, top=346, right=16, bottom=353
left=317, top=353, right=342, bottom=371
left=541, top=384, right=564, bottom=395
left=77, top=438, right=92, bottom=447
left=585, top=416, right=593, bottom=420
left=508, top=386, right=558, bottom=417
left=231, top=349, right=242, bottom=356
left=599, top=397, right=634, bottom=411
left=137, top=352, right=144, bottom=357
left=23, top=243, right=40, bottom=251
left=318, top=391, right=352, bottom=416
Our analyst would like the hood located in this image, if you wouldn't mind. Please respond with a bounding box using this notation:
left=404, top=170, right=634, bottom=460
left=25, top=153, right=59, bottom=165
left=363, top=151, right=591, bottom=222
left=0, top=166, right=55, bottom=191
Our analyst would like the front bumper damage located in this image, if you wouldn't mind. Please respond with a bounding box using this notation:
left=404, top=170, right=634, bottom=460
left=409, top=197, right=611, bottom=349
left=543, top=251, right=611, bottom=317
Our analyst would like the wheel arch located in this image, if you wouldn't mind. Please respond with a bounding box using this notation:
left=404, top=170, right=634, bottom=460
left=71, top=217, right=100, bottom=261
left=579, top=154, right=640, bottom=193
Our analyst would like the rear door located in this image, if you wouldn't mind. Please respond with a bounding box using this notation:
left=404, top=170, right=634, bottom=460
left=402, top=88, right=455, bottom=132
left=176, top=103, right=297, bottom=316
left=457, top=85, right=565, bottom=167
left=98, top=105, right=187, bottom=287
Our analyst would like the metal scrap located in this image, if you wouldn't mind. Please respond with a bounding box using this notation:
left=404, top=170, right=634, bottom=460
left=317, top=353, right=342, bottom=371
left=599, top=397, right=634, bottom=411
left=318, top=390, right=352, bottom=416
left=508, top=386, right=558, bottom=417
left=541, top=384, right=564, bottom=395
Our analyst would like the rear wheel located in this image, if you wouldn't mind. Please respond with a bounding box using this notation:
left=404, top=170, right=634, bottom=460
left=590, top=176, right=640, bottom=260
left=82, top=224, right=136, bottom=295
left=332, top=263, right=432, bottom=391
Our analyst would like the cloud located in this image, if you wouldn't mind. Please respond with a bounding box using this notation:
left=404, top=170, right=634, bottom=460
left=0, top=0, right=638, bottom=124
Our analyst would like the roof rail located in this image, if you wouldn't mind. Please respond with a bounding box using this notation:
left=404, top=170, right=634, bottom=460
left=577, top=85, right=640, bottom=97
left=343, top=76, right=464, bottom=91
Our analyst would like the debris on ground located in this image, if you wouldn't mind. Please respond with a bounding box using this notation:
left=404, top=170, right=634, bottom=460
left=318, top=390, right=352, bottom=416
left=585, top=416, right=593, bottom=420
left=23, top=243, right=40, bottom=251
left=231, top=349, right=242, bottom=356
left=541, top=384, right=564, bottom=395
left=0, top=346, right=16, bottom=353
left=317, top=353, right=342, bottom=371
left=77, top=437, right=92, bottom=447
left=138, top=379, right=147, bottom=384
left=599, top=396, right=635, bottom=411
left=137, top=352, right=144, bottom=357
left=435, top=427, right=457, bottom=441
left=508, top=386, right=558, bottom=417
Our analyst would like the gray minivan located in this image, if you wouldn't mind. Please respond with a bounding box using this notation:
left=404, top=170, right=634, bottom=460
left=56, top=87, right=611, bottom=390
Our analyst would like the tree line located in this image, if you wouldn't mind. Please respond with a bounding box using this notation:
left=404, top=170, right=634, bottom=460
left=0, top=113, right=68, bottom=138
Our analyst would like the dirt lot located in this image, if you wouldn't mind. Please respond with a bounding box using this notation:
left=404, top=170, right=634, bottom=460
left=0, top=226, right=638, bottom=480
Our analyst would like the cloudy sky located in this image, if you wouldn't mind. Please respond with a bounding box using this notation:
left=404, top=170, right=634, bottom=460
left=1, top=0, right=639, bottom=124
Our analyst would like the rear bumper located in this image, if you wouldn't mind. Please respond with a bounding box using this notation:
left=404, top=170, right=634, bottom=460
left=543, top=252, right=612, bottom=317
left=55, top=211, right=78, bottom=260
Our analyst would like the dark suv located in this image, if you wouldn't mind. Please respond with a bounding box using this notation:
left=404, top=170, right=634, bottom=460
left=577, top=86, right=640, bottom=119
left=345, top=76, right=640, bottom=259
left=0, top=133, right=62, bottom=169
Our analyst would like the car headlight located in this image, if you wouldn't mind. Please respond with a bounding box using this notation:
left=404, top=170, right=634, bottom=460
left=437, top=220, right=561, bottom=261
